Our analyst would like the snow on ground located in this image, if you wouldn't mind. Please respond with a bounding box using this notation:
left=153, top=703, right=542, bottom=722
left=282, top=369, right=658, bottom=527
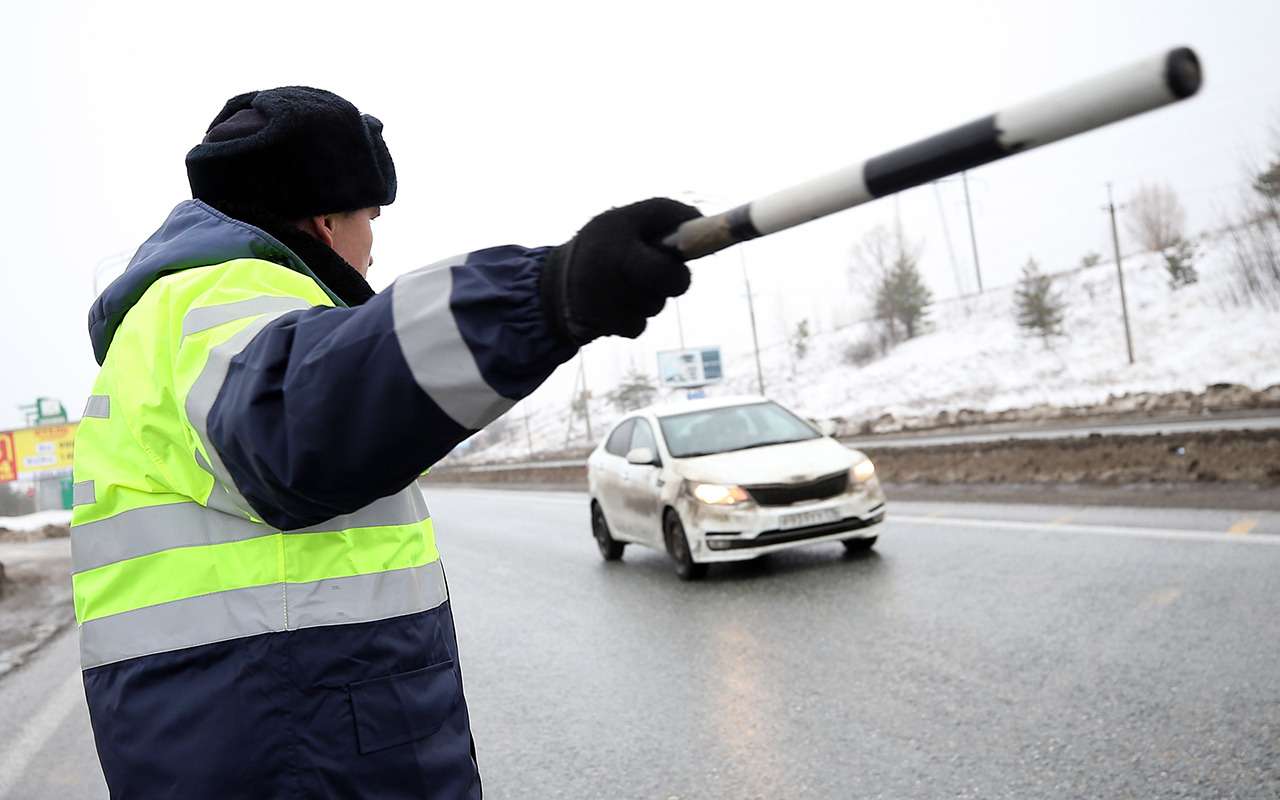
left=461, top=232, right=1280, bottom=462
left=0, top=510, right=72, bottom=532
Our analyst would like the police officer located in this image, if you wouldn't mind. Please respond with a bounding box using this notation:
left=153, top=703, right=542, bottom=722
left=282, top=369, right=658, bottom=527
left=71, top=86, right=699, bottom=798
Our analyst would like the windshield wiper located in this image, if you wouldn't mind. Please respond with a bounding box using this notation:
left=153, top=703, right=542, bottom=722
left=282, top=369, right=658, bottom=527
left=725, top=438, right=809, bottom=453
left=674, top=438, right=812, bottom=459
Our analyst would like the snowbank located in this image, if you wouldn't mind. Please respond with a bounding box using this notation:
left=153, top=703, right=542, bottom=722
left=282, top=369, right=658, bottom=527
left=0, top=510, right=72, bottom=532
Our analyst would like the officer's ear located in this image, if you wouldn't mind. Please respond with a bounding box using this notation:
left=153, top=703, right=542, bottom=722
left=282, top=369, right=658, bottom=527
left=296, top=214, right=339, bottom=249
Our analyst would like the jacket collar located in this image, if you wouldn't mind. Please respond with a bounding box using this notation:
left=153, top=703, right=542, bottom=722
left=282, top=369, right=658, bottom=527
left=88, top=200, right=347, bottom=365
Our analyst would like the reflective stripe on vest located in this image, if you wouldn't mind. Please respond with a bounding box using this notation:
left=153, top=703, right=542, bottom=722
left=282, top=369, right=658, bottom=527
left=71, top=262, right=448, bottom=670
left=72, top=486, right=444, bottom=669
left=182, top=302, right=308, bottom=518
left=80, top=560, right=447, bottom=669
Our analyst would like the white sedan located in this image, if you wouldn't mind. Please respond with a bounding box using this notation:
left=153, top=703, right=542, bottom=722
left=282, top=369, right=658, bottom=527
left=587, top=395, right=886, bottom=579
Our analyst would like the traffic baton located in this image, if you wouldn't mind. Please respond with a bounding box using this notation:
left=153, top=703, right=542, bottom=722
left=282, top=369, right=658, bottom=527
left=664, top=46, right=1202, bottom=259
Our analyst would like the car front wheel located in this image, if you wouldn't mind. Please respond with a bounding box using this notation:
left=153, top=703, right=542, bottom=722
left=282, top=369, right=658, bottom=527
left=592, top=501, right=625, bottom=561
left=664, top=510, right=707, bottom=581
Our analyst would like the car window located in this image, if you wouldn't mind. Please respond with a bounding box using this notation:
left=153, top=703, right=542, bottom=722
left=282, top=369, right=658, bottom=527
left=629, top=419, right=658, bottom=458
left=604, top=419, right=636, bottom=457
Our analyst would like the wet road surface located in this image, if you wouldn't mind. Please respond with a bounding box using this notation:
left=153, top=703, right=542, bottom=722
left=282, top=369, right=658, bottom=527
left=1, top=489, right=1278, bottom=799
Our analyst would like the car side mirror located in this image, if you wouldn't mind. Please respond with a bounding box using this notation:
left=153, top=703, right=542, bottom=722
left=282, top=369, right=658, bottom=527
left=626, top=447, right=658, bottom=466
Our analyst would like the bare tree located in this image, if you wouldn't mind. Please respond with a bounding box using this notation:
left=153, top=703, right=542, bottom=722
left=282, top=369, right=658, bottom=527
left=1125, top=183, right=1187, bottom=252
left=1224, top=140, right=1280, bottom=308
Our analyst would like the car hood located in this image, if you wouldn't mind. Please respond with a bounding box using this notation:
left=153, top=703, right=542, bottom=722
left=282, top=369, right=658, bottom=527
left=671, top=437, right=862, bottom=485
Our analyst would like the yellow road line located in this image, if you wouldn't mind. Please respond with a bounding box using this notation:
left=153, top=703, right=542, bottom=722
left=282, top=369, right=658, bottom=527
left=1228, top=518, right=1258, bottom=535
left=1049, top=513, right=1075, bottom=525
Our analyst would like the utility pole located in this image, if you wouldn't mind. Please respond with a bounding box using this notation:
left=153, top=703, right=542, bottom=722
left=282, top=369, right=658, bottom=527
left=678, top=187, right=764, bottom=395
left=739, top=248, right=766, bottom=396
left=931, top=181, right=965, bottom=295
left=578, top=354, right=593, bottom=441
left=1105, top=182, right=1136, bottom=365
left=674, top=299, right=686, bottom=349
left=564, top=356, right=593, bottom=446
left=961, top=171, right=984, bottom=293
left=523, top=409, right=534, bottom=459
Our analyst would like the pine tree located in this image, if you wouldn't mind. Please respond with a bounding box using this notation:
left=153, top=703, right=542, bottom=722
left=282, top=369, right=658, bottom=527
left=1163, top=238, right=1198, bottom=289
left=1014, top=258, right=1066, bottom=344
left=607, top=368, right=657, bottom=411
left=1253, top=159, right=1280, bottom=202
left=790, top=319, right=811, bottom=362
left=874, top=252, right=932, bottom=341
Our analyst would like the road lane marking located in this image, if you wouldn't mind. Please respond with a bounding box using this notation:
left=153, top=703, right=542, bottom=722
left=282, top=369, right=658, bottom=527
left=890, top=514, right=1280, bottom=546
left=0, top=670, right=84, bottom=800
left=1227, top=518, right=1258, bottom=535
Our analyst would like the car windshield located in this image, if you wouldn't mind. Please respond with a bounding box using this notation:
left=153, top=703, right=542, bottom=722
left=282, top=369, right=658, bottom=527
left=658, top=401, right=821, bottom=459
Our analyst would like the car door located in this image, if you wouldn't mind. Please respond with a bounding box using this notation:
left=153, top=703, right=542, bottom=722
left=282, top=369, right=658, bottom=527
left=619, top=417, right=665, bottom=547
left=595, top=418, right=635, bottom=539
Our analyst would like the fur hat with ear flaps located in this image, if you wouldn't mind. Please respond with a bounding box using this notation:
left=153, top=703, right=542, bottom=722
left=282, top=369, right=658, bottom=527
left=185, top=86, right=396, bottom=219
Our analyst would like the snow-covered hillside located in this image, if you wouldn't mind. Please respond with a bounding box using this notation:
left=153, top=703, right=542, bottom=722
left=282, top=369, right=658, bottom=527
left=457, top=232, right=1280, bottom=462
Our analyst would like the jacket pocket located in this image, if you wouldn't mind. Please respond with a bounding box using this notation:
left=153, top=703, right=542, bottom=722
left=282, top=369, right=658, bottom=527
left=349, top=660, right=460, bottom=754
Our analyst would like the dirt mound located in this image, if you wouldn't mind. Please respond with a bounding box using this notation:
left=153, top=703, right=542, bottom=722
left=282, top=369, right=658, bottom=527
left=835, top=384, right=1280, bottom=437
left=425, top=428, right=1280, bottom=512
left=0, top=524, right=70, bottom=543
left=865, top=428, right=1280, bottom=486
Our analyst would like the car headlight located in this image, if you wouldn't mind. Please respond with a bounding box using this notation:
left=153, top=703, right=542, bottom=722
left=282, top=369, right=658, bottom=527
left=850, top=458, right=876, bottom=482
left=691, top=482, right=751, bottom=505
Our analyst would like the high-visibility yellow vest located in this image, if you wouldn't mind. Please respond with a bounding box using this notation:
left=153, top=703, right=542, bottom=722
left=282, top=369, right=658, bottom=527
left=71, top=258, right=447, bottom=669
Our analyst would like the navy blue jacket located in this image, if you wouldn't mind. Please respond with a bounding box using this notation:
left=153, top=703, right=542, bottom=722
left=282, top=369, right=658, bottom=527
left=83, top=201, right=576, bottom=798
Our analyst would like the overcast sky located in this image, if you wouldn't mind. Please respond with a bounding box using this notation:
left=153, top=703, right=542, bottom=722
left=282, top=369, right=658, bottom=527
left=2, top=0, right=1277, bottom=430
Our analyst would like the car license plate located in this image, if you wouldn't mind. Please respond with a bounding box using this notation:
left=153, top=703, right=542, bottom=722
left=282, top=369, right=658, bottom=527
left=779, top=508, right=841, bottom=530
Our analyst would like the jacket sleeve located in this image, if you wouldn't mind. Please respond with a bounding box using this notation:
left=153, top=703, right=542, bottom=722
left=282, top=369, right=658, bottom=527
left=199, top=246, right=576, bottom=530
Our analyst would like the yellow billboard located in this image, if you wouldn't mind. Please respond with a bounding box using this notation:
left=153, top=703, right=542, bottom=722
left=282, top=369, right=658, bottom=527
left=0, top=423, right=78, bottom=482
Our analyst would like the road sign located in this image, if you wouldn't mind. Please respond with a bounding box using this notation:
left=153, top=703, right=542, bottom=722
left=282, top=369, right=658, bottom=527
left=0, top=423, right=77, bottom=483
left=20, top=397, right=68, bottom=427
left=0, top=431, right=16, bottom=482
left=657, top=347, right=723, bottom=389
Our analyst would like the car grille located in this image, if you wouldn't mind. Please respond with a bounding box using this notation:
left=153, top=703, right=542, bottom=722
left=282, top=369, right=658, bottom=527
left=744, top=470, right=849, bottom=506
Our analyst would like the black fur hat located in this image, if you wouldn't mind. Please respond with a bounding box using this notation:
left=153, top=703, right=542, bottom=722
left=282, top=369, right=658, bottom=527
left=186, top=86, right=396, bottom=218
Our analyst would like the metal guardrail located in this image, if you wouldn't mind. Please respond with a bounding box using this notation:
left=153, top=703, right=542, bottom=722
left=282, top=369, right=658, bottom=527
left=436, top=458, right=588, bottom=474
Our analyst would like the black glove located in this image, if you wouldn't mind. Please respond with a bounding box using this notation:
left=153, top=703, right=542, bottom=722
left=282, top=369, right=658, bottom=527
left=541, top=198, right=702, bottom=345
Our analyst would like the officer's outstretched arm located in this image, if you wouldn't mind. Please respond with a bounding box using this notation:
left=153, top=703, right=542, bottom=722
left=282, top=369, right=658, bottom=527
left=192, top=199, right=699, bottom=530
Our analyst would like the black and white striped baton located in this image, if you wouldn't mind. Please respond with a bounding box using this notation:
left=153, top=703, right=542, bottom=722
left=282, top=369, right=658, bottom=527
left=665, top=46, right=1201, bottom=259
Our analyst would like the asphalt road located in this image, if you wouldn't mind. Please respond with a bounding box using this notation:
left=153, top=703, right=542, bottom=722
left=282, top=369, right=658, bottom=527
left=1, top=490, right=1278, bottom=799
